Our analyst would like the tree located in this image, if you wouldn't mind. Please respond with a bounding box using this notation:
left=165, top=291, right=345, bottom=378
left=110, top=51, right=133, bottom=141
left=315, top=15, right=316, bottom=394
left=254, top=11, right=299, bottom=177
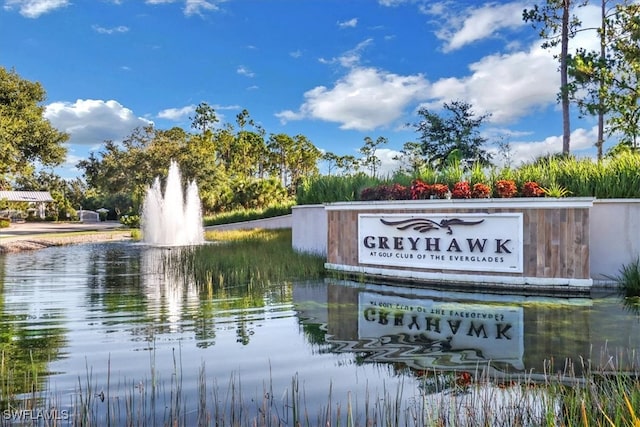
left=524, top=0, right=584, bottom=155
left=267, top=133, right=320, bottom=193
left=190, top=102, right=219, bottom=134
left=393, top=141, right=425, bottom=174
left=414, top=101, right=492, bottom=170
left=229, top=109, right=267, bottom=180
left=359, top=136, right=387, bottom=177
left=267, top=133, right=295, bottom=187
left=289, top=134, right=321, bottom=190
left=568, top=1, right=640, bottom=153
left=604, top=2, right=640, bottom=149
left=496, top=136, right=515, bottom=168
left=322, top=152, right=340, bottom=176
left=322, top=152, right=359, bottom=176
left=0, top=67, right=68, bottom=185
left=567, top=0, right=621, bottom=160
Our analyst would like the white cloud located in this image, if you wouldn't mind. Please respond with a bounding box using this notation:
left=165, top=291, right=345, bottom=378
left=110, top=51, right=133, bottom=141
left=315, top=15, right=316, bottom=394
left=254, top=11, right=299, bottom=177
left=184, top=0, right=218, bottom=16
left=276, top=67, right=429, bottom=131
left=92, top=24, right=129, bottom=34
left=144, top=0, right=219, bottom=16
left=375, top=148, right=403, bottom=177
left=275, top=110, right=305, bottom=123
left=319, top=38, right=373, bottom=68
left=157, top=105, right=195, bottom=121
left=282, top=25, right=562, bottom=134
left=237, top=66, right=255, bottom=78
left=378, top=0, right=410, bottom=6
left=338, top=18, right=358, bottom=29
left=492, top=126, right=599, bottom=167
left=44, top=99, right=152, bottom=146
left=54, top=151, right=86, bottom=179
left=425, top=43, right=558, bottom=124
left=4, top=0, right=69, bottom=18
left=430, top=2, right=528, bottom=52
left=571, top=3, right=605, bottom=52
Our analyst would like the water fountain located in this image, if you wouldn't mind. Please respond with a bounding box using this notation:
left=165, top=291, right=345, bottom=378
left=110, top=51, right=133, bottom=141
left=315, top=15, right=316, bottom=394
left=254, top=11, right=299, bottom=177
left=141, top=160, right=205, bottom=246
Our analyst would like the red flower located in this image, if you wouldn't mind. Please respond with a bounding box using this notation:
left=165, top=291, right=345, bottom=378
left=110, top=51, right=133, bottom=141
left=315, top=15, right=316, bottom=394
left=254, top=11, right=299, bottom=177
left=522, top=181, right=544, bottom=197
left=456, top=372, right=472, bottom=387
left=471, top=183, right=492, bottom=198
left=495, top=180, right=518, bottom=198
left=360, top=183, right=409, bottom=200
left=431, top=183, right=450, bottom=199
left=410, top=179, right=432, bottom=200
left=451, top=181, right=471, bottom=199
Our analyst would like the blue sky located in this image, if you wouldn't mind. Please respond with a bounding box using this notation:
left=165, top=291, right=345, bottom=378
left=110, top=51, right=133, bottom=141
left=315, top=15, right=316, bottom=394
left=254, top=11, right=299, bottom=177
left=1, top=0, right=610, bottom=179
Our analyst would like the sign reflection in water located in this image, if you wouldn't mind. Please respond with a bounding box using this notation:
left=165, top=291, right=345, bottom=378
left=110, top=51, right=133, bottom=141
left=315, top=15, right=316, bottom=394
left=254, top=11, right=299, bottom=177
left=358, top=292, right=524, bottom=371
left=319, top=282, right=640, bottom=379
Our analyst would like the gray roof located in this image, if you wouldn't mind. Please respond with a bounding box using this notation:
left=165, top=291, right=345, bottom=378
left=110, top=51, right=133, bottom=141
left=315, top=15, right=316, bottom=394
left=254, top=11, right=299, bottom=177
left=0, top=191, right=55, bottom=202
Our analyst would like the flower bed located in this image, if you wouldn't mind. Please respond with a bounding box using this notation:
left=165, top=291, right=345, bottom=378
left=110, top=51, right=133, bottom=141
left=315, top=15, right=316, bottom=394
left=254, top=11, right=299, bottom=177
left=360, top=179, right=550, bottom=200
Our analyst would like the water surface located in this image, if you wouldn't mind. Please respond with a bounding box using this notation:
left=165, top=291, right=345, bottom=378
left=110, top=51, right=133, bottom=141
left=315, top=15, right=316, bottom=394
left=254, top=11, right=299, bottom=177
left=1, top=242, right=638, bottom=425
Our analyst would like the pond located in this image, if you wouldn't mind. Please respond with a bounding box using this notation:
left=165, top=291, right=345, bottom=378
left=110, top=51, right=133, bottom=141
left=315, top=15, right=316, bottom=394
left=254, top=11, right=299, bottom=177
left=1, top=242, right=639, bottom=426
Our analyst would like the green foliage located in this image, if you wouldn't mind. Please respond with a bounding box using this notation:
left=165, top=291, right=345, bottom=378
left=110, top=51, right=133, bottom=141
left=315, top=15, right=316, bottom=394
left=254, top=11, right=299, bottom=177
left=551, top=363, right=640, bottom=426
left=119, top=214, right=140, bottom=228
left=542, top=182, right=571, bottom=198
left=171, top=228, right=325, bottom=288
left=413, top=100, right=492, bottom=170
left=129, top=228, right=142, bottom=240
left=77, top=109, right=320, bottom=215
left=203, top=203, right=294, bottom=226
left=0, top=217, right=9, bottom=228
left=439, top=159, right=465, bottom=188
left=0, top=67, right=68, bottom=181
left=608, top=256, right=640, bottom=298
left=297, top=152, right=640, bottom=204
left=229, top=177, right=291, bottom=211
left=602, top=3, right=640, bottom=150
left=296, top=173, right=382, bottom=204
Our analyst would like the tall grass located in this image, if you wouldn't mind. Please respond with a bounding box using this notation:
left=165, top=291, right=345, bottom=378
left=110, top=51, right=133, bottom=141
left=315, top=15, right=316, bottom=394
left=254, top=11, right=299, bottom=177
left=547, top=356, right=640, bottom=427
left=296, top=174, right=382, bottom=204
left=296, top=153, right=640, bottom=204
left=607, top=256, right=640, bottom=298
left=3, top=356, right=639, bottom=426
left=164, top=228, right=326, bottom=289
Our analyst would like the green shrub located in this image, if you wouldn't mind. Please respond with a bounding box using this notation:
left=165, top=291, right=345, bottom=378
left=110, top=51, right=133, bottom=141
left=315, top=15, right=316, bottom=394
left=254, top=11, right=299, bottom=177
left=0, top=217, right=10, bottom=228
left=130, top=228, right=142, bottom=240
left=119, top=214, right=140, bottom=228
left=608, top=256, right=640, bottom=298
left=203, top=203, right=295, bottom=226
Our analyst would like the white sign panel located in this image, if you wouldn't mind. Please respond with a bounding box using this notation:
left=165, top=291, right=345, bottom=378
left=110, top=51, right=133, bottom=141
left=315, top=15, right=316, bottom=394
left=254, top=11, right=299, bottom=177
left=358, top=213, right=523, bottom=273
left=358, top=292, right=524, bottom=370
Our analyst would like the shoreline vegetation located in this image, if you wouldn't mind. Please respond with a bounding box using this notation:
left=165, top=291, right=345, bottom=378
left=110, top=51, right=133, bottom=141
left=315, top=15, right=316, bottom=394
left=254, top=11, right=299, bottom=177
left=3, top=356, right=640, bottom=426
left=0, top=229, right=132, bottom=253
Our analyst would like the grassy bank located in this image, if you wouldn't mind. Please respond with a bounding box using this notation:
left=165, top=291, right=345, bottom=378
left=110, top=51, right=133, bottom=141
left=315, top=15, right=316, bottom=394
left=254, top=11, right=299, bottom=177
left=3, top=356, right=639, bottom=426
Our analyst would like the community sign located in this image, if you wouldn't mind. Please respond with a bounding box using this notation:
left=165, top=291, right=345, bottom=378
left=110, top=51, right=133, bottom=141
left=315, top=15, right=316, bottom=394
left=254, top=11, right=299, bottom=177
left=358, top=213, right=523, bottom=273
